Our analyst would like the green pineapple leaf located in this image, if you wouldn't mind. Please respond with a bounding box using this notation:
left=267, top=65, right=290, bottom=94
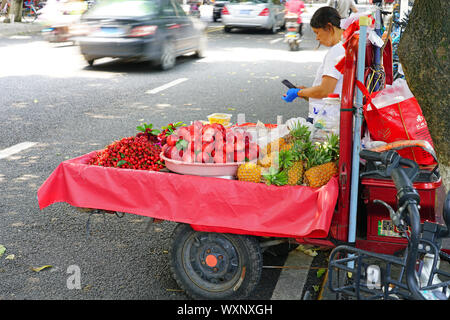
left=278, top=150, right=294, bottom=170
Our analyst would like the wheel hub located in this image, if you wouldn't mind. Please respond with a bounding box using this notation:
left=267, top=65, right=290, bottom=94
left=183, top=233, right=241, bottom=290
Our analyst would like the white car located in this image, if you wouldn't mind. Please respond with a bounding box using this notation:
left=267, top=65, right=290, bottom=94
left=221, top=0, right=285, bottom=33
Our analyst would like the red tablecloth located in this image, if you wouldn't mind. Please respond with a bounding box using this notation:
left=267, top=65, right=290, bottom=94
left=37, top=151, right=339, bottom=238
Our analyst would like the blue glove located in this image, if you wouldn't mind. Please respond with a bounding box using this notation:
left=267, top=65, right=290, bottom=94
left=282, top=88, right=300, bottom=102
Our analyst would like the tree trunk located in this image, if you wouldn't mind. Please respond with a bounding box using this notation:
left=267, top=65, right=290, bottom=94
left=10, top=0, right=23, bottom=22
left=398, top=0, right=450, bottom=191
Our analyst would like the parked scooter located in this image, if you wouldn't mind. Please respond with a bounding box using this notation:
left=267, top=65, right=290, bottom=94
left=284, top=13, right=301, bottom=51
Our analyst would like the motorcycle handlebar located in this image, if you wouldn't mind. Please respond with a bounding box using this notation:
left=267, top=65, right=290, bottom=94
left=360, top=149, right=398, bottom=165
left=405, top=202, right=426, bottom=300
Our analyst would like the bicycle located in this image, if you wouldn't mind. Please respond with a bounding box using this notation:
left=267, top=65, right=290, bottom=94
left=328, top=149, right=450, bottom=300
left=0, top=0, right=10, bottom=19
left=22, top=0, right=39, bottom=23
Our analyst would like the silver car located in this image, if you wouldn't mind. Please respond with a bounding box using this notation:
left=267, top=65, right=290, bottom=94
left=221, top=0, right=285, bottom=33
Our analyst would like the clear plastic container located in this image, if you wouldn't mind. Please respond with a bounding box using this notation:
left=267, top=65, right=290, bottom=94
left=312, top=94, right=341, bottom=142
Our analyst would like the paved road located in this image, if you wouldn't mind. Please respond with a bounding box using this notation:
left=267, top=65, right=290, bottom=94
left=0, top=19, right=329, bottom=300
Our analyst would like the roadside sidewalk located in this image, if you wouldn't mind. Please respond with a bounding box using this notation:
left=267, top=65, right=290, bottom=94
left=0, top=18, right=44, bottom=37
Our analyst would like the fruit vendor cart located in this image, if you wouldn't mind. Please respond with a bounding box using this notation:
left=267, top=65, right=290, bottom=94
left=37, top=16, right=447, bottom=299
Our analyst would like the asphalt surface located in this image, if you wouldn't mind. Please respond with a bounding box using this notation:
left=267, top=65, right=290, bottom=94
left=0, top=13, right=329, bottom=302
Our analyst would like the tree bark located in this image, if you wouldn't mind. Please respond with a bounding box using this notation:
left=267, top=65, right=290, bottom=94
left=398, top=0, right=450, bottom=191
left=10, top=0, right=23, bottom=22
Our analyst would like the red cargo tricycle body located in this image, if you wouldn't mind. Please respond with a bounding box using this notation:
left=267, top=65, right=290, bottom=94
left=37, top=26, right=447, bottom=300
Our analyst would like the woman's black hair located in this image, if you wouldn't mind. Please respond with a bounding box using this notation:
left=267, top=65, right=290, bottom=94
left=310, top=6, right=342, bottom=30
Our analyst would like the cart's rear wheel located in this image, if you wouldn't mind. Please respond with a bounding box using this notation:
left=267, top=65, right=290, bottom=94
left=170, top=223, right=262, bottom=300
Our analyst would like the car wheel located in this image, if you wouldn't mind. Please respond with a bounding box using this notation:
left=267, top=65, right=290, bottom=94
left=84, top=55, right=95, bottom=66
left=194, top=35, right=206, bottom=58
left=158, top=40, right=176, bottom=71
left=270, top=23, right=278, bottom=34
left=170, top=224, right=263, bottom=300
left=224, top=26, right=232, bottom=33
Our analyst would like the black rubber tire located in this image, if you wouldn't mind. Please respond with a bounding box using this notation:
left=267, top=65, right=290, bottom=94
left=194, top=35, right=206, bottom=58
left=157, top=40, right=176, bottom=71
left=83, top=55, right=95, bottom=66
left=170, top=223, right=263, bottom=300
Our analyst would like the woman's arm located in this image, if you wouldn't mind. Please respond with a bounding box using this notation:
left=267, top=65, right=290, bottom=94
left=297, top=75, right=338, bottom=100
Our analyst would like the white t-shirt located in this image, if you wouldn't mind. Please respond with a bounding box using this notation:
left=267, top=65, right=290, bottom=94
left=308, top=41, right=345, bottom=119
left=326, top=0, right=357, bottom=18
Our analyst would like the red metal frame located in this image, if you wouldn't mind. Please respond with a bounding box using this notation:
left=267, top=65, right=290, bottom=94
left=293, top=32, right=446, bottom=255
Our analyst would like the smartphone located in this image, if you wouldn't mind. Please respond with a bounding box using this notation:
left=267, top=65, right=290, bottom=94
left=282, top=79, right=297, bottom=89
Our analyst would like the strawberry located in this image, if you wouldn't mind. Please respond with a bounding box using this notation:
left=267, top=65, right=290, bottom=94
left=214, top=140, right=224, bottom=155
left=196, top=151, right=212, bottom=163
left=202, top=126, right=216, bottom=143
left=192, top=120, right=204, bottom=130
left=166, top=134, right=178, bottom=147
left=202, top=141, right=215, bottom=154
left=210, top=123, right=226, bottom=136
left=170, top=147, right=183, bottom=161
left=177, top=127, right=192, bottom=142
left=163, top=145, right=173, bottom=158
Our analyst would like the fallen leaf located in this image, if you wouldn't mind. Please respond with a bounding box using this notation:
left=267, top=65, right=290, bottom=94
left=313, top=285, right=320, bottom=292
left=227, top=107, right=236, bottom=111
left=0, top=245, right=5, bottom=257
left=296, top=245, right=318, bottom=257
left=5, top=254, right=15, bottom=260
left=304, top=249, right=318, bottom=257
left=83, top=284, right=93, bottom=292
left=31, top=265, right=53, bottom=272
left=316, top=268, right=326, bottom=278
left=33, top=99, right=38, bottom=103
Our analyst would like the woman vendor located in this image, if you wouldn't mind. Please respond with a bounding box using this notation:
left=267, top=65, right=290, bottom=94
left=283, top=6, right=345, bottom=123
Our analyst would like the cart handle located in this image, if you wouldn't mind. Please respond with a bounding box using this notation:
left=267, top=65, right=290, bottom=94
left=368, top=140, right=438, bottom=164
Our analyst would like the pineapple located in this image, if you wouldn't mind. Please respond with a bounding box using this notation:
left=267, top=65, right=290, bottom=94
left=263, top=137, right=286, bottom=155
left=237, top=162, right=263, bottom=183
left=283, top=137, right=314, bottom=186
left=262, top=167, right=288, bottom=186
left=286, top=161, right=304, bottom=185
left=284, top=123, right=312, bottom=145
left=258, top=151, right=279, bottom=168
left=303, top=134, right=339, bottom=188
left=304, top=161, right=338, bottom=188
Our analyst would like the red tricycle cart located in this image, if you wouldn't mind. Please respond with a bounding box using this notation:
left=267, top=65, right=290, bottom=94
left=37, top=17, right=447, bottom=300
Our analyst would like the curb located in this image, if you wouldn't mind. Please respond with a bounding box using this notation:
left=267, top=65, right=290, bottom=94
left=270, top=250, right=314, bottom=300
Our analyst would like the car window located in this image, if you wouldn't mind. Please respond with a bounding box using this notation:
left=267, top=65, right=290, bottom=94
left=229, top=0, right=269, bottom=3
left=162, top=0, right=177, bottom=16
left=86, top=0, right=160, bottom=17
left=171, top=0, right=187, bottom=16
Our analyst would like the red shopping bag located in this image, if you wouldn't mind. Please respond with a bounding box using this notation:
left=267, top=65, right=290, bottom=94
left=356, top=79, right=436, bottom=165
